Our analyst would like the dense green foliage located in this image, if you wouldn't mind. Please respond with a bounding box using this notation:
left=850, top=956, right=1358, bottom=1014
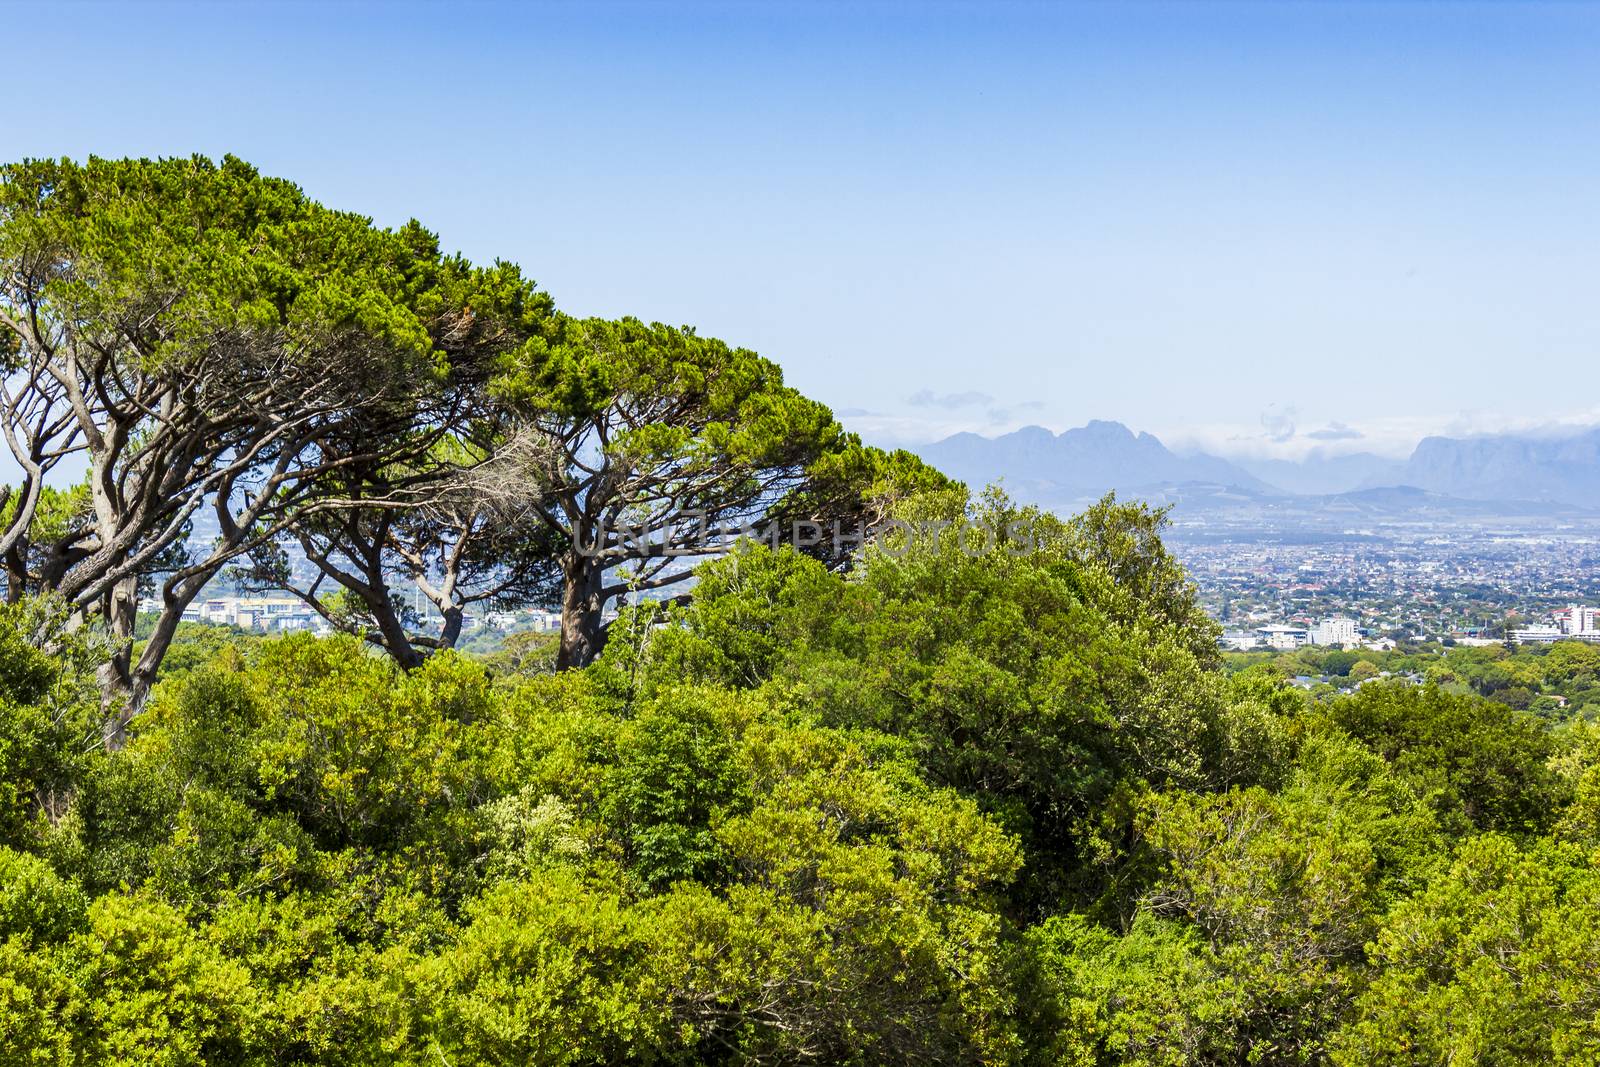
left=0, top=155, right=949, bottom=699
left=2, top=492, right=1595, bottom=1064
left=0, top=154, right=560, bottom=714
left=1229, top=638, right=1600, bottom=720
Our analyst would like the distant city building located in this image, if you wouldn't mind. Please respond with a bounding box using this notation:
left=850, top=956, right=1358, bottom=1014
left=1555, top=605, right=1600, bottom=635
left=149, top=595, right=329, bottom=634
left=230, top=597, right=316, bottom=632
left=1309, top=617, right=1361, bottom=647
left=528, top=610, right=563, bottom=633
left=1255, top=624, right=1310, bottom=651
left=141, top=590, right=578, bottom=642
left=1513, top=604, right=1600, bottom=645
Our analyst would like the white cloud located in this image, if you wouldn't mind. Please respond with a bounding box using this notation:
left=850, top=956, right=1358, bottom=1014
left=1165, top=406, right=1600, bottom=461
left=1259, top=405, right=1297, bottom=444
left=906, top=389, right=994, bottom=409
left=1305, top=421, right=1364, bottom=442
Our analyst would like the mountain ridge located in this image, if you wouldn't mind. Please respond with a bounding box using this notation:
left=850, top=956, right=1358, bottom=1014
left=1400, top=428, right=1600, bottom=505
left=912, top=420, right=1600, bottom=510
left=918, top=420, right=1275, bottom=505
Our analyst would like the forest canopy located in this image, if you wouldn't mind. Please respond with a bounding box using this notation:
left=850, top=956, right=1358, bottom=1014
left=4, top=496, right=1599, bottom=1064
left=0, top=155, right=943, bottom=713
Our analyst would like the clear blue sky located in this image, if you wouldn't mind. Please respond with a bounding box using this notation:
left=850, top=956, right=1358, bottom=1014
left=11, top=1, right=1600, bottom=457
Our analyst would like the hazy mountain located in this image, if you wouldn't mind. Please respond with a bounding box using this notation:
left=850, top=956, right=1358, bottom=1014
left=1232, top=451, right=1406, bottom=496
left=1121, top=481, right=1589, bottom=519
left=918, top=421, right=1276, bottom=504
left=915, top=421, right=1600, bottom=512
left=1398, top=428, right=1600, bottom=507
left=1313, top=484, right=1594, bottom=519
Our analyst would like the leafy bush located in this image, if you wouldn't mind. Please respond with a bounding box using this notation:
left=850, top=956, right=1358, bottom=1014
left=0, top=494, right=1587, bottom=1064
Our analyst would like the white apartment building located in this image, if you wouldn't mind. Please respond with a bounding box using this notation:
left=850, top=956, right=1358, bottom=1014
left=1555, top=605, right=1600, bottom=635
left=1309, top=617, right=1361, bottom=647
left=1514, top=605, right=1600, bottom=645
left=192, top=596, right=322, bottom=633
left=1255, top=624, right=1310, bottom=651
left=1218, top=631, right=1261, bottom=651
left=528, top=610, right=563, bottom=632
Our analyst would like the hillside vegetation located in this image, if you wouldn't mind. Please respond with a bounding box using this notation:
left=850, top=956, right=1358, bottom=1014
left=2, top=494, right=1598, bottom=1065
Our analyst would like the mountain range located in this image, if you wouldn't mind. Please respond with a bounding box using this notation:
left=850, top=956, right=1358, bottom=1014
left=914, top=421, right=1600, bottom=512
left=1401, top=429, right=1600, bottom=505
left=920, top=421, right=1275, bottom=501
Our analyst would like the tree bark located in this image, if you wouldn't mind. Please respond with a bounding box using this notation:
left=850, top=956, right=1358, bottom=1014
left=557, top=553, right=606, bottom=669
left=4, top=544, right=26, bottom=605
left=370, top=592, right=426, bottom=671
left=100, top=563, right=227, bottom=749
left=97, top=574, right=140, bottom=748
left=438, top=605, right=464, bottom=651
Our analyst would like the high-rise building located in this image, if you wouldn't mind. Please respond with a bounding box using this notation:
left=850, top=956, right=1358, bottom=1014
left=1310, top=617, right=1361, bottom=647
left=1554, top=605, right=1599, bottom=635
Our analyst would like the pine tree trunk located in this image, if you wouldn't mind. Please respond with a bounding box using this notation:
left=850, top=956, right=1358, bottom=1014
left=558, top=555, right=606, bottom=669
left=98, top=575, right=140, bottom=749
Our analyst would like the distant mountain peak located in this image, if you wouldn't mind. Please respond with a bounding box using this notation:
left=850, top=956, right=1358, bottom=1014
left=916, top=420, right=1274, bottom=506
left=1399, top=426, right=1600, bottom=506
left=1080, top=418, right=1134, bottom=435
left=1007, top=424, right=1058, bottom=442
left=908, top=422, right=1600, bottom=511
left=906, top=420, right=1600, bottom=514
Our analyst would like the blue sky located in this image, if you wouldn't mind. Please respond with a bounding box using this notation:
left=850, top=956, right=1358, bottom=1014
left=10, top=0, right=1600, bottom=458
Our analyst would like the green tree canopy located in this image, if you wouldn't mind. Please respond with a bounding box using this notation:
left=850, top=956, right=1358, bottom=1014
left=0, top=155, right=550, bottom=728
left=490, top=313, right=916, bottom=668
